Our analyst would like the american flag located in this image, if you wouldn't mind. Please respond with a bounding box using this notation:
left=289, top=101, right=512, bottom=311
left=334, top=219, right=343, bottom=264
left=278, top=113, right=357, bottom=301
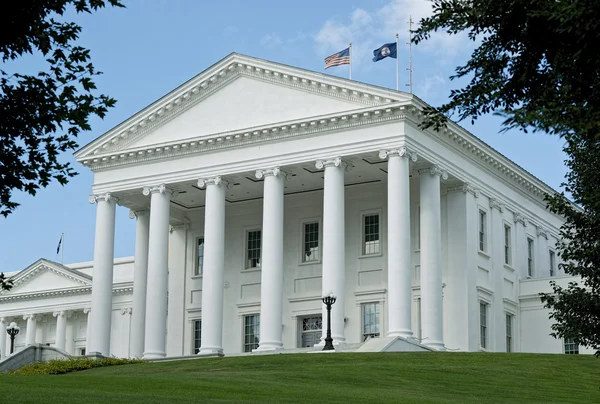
left=324, top=47, right=350, bottom=70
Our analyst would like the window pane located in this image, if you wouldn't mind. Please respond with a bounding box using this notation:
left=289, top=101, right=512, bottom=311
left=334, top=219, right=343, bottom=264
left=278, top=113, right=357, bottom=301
left=363, top=214, right=380, bottom=255
left=479, top=211, right=486, bottom=252
left=505, top=314, right=512, bottom=353
left=480, top=303, right=487, bottom=348
left=246, top=230, right=261, bottom=269
left=564, top=338, right=579, bottom=354
left=303, top=222, right=320, bottom=262
left=504, top=226, right=511, bottom=265
left=196, top=238, right=204, bottom=276
left=527, top=238, right=534, bottom=276
left=549, top=251, right=556, bottom=276
left=244, top=315, right=260, bottom=352
left=362, top=303, right=380, bottom=341
left=194, top=320, right=202, bottom=354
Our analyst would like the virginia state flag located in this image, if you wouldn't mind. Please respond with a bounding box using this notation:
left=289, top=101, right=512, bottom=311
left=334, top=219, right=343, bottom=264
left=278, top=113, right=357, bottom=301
left=372, top=42, right=397, bottom=62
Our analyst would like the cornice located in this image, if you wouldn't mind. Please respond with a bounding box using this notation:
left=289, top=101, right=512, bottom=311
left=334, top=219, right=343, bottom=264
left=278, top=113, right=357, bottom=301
left=79, top=103, right=409, bottom=171
left=7, top=264, right=91, bottom=291
left=0, top=283, right=133, bottom=303
left=75, top=57, right=397, bottom=161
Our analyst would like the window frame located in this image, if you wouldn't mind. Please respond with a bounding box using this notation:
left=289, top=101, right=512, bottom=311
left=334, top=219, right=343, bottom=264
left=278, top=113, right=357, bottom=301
left=549, top=250, right=556, bottom=277
left=480, top=301, right=488, bottom=349
left=192, top=319, right=202, bottom=354
left=478, top=209, right=488, bottom=253
left=361, top=302, right=381, bottom=342
left=194, top=236, right=205, bottom=277
left=527, top=237, right=535, bottom=277
left=245, top=229, right=262, bottom=270
left=360, top=210, right=382, bottom=257
left=505, top=313, right=513, bottom=353
left=243, top=314, right=260, bottom=353
left=504, top=224, right=512, bottom=266
left=564, top=338, right=579, bottom=354
left=300, top=218, right=321, bottom=264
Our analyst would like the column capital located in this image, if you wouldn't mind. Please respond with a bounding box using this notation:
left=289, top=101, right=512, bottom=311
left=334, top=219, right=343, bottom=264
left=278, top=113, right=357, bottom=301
left=142, top=184, right=177, bottom=197
left=169, top=223, right=190, bottom=234
left=418, top=165, right=448, bottom=180
left=514, top=212, right=529, bottom=226
left=255, top=166, right=291, bottom=180
left=197, top=176, right=231, bottom=189
left=89, top=193, right=119, bottom=204
left=489, top=198, right=505, bottom=213
left=83, top=307, right=92, bottom=315
left=537, top=226, right=549, bottom=239
left=120, top=307, right=132, bottom=315
left=52, top=310, right=70, bottom=318
left=23, top=313, right=38, bottom=321
left=378, top=147, right=417, bottom=162
left=0, top=317, right=6, bottom=324
left=315, top=157, right=352, bottom=171
left=129, top=209, right=149, bottom=219
left=446, top=183, right=480, bottom=197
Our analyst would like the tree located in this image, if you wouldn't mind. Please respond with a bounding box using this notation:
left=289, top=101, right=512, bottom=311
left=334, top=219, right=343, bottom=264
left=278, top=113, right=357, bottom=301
left=1, top=0, right=123, bottom=290
left=412, top=0, right=600, bottom=355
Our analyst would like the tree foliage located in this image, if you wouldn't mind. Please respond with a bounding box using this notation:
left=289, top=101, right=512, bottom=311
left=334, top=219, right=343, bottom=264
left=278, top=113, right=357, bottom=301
left=413, top=0, right=600, bottom=355
left=1, top=0, right=123, bottom=217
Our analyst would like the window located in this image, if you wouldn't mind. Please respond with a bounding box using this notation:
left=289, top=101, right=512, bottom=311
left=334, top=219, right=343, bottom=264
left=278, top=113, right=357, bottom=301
left=479, top=210, right=487, bottom=252
left=246, top=230, right=261, bottom=269
left=362, top=303, right=380, bottom=341
left=363, top=214, right=380, bottom=255
left=480, top=302, right=488, bottom=349
left=193, top=320, right=201, bottom=354
left=506, top=314, right=513, bottom=353
left=504, top=225, right=512, bottom=265
left=564, top=338, right=579, bottom=354
left=243, top=315, right=260, bottom=352
left=527, top=238, right=535, bottom=277
left=195, top=237, right=204, bottom=276
left=549, top=250, right=556, bottom=277
left=302, top=222, right=320, bottom=262
left=79, top=348, right=86, bottom=356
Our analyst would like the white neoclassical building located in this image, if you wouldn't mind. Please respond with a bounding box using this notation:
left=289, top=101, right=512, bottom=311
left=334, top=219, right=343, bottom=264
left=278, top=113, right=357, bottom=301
left=0, top=53, right=590, bottom=360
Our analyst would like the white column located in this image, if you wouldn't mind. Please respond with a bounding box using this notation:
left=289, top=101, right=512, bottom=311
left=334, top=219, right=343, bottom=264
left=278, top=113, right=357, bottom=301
left=88, top=192, right=118, bottom=356
left=129, top=209, right=150, bottom=359
left=380, top=148, right=416, bottom=338
left=142, top=185, right=172, bottom=360
left=53, top=310, right=68, bottom=351
left=537, top=227, right=549, bottom=277
left=0, top=317, right=6, bottom=359
left=121, top=308, right=133, bottom=358
left=255, top=167, right=287, bottom=351
left=419, top=165, right=447, bottom=350
left=316, top=157, right=348, bottom=344
left=514, top=213, right=529, bottom=279
left=490, top=199, right=507, bottom=351
left=83, top=308, right=92, bottom=352
left=24, top=314, right=37, bottom=346
left=65, top=320, right=74, bottom=355
left=197, top=176, right=227, bottom=355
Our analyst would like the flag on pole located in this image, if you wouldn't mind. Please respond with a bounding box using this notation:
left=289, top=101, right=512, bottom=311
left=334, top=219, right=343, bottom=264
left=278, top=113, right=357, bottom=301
left=56, top=233, right=63, bottom=255
left=372, top=42, right=398, bottom=62
left=324, top=47, right=351, bottom=70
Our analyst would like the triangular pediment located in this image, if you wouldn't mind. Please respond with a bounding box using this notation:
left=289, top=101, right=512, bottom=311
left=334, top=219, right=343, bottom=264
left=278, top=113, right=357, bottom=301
left=75, top=53, right=411, bottom=161
left=1, top=259, right=91, bottom=296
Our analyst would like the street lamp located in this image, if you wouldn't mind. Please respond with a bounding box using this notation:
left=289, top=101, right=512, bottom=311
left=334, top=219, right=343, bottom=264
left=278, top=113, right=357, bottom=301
left=6, top=322, right=20, bottom=354
left=322, top=291, right=337, bottom=351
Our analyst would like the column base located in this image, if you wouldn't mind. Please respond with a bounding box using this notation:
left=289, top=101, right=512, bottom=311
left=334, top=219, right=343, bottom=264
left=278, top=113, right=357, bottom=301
left=143, top=351, right=166, bottom=360
left=254, top=342, right=283, bottom=352
left=387, top=330, right=414, bottom=339
left=198, top=346, right=223, bottom=356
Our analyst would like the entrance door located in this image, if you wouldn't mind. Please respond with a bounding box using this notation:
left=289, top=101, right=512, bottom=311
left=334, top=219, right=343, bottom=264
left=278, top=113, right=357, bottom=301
left=299, top=316, right=322, bottom=348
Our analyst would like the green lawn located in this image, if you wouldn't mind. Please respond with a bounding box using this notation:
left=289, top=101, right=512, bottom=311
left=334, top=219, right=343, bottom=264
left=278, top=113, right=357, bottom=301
left=2, top=352, right=599, bottom=403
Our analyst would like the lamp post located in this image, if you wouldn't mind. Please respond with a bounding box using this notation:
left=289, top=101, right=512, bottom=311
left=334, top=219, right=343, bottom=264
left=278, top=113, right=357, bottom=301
left=6, top=322, right=20, bottom=354
left=322, top=291, right=337, bottom=351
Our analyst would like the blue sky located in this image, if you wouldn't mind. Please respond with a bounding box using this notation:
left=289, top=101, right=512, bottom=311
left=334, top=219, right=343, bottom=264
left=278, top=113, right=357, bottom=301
left=0, top=0, right=567, bottom=273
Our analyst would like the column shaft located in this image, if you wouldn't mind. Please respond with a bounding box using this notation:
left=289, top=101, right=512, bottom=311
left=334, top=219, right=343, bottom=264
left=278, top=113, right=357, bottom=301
left=143, top=186, right=171, bottom=359
left=419, top=167, right=445, bottom=349
left=384, top=150, right=413, bottom=338
left=130, top=211, right=150, bottom=359
left=89, top=194, right=117, bottom=356
left=319, top=158, right=346, bottom=344
left=199, top=177, right=226, bottom=355
left=25, top=314, right=37, bottom=346
left=54, top=311, right=68, bottom=351
left=256, top=168, right=285, bottom=351
left=0, top=318, right=6, bottom=359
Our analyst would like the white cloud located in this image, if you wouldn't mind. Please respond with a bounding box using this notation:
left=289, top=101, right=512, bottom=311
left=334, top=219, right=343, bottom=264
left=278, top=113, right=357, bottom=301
left=416, top=74, right=445, bottom=99
left=260, top=33, right=283, bottom=48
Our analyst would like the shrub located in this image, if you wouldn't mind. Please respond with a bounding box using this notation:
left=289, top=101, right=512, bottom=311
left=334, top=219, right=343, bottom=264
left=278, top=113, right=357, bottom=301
left=10, top=357, right=145, bottom=375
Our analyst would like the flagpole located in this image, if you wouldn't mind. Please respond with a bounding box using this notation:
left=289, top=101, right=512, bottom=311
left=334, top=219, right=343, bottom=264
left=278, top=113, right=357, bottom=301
left=60, top=232, right=64, bottom=264
left=349, top=42, right=352, bottom=80
left=395, top=33, right=399, bottom=91
left=408, top=15, right=414, bottom=94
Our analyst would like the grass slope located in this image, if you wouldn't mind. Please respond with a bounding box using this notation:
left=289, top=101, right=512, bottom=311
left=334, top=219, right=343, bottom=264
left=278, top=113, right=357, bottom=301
left=2, top=352, right=598, bottom=403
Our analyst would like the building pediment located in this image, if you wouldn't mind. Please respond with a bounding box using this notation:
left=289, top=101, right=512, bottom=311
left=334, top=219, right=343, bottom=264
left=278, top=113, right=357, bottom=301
left=75, top=53, right=410, bottom=166
left=0, top=259, right=92, bottom=296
